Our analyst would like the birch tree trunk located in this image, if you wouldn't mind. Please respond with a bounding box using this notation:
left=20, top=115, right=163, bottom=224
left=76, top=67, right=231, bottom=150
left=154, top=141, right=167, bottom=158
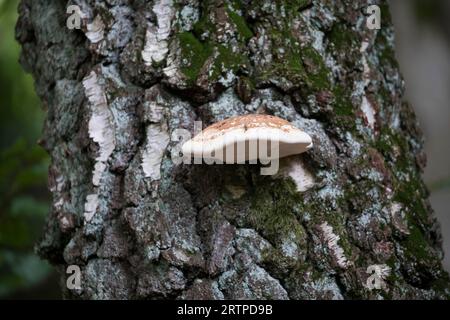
left=16, top=0, right=450, bottom=299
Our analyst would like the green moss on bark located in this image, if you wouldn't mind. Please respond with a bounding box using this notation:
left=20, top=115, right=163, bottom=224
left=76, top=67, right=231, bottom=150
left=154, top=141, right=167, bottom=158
left=247, top=178, right=305, bottom=243
left=226, top=8, right=253, bottom=41
left=178, top=32, right=212, bottom=83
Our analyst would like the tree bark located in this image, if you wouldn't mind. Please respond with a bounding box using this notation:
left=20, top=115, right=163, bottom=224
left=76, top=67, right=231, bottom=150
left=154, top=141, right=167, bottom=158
left=16, top=0, right=450, bottom=299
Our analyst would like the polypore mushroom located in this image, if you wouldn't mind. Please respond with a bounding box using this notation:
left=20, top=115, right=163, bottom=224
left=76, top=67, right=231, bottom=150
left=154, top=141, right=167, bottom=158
left=182, top=114, right=313, bottom=174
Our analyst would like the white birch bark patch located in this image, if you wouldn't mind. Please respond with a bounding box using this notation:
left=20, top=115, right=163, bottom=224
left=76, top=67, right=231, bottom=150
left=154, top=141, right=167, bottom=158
left=142, top=124, right=170, bottom=181
left=85, top=15, right=105, bottom=44
left=142, top=0, right=175, bottom=66
left=82, top=71, right=116, bottom=222
left=320, top=222, right=349, bottom=269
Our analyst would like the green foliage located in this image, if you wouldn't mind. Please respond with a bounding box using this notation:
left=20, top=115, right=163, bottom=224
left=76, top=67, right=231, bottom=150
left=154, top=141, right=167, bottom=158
left=0, top=251, right=51, bottom=297
left=0, top=140, right=51, bottom=297
left=0, top=0, right=52, bottom=297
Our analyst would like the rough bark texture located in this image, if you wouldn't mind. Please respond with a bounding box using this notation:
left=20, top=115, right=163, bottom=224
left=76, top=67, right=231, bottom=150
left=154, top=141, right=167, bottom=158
left=16, top=0, right=450, bottom=299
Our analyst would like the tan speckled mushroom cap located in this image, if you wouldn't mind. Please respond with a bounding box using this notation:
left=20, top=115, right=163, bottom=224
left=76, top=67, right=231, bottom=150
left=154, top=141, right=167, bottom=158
left=182, top=114, right=313, bottom=163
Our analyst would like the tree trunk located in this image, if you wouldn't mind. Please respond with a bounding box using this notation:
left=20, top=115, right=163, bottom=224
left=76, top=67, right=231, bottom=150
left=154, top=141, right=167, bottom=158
left=16, top=0, right=450, bottom=299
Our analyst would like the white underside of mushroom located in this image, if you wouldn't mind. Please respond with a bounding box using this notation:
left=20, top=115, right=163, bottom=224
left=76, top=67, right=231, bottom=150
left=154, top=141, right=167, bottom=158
left=182, top=127, right=312, bottom=163
left=282, top=158, right=316, bottom=192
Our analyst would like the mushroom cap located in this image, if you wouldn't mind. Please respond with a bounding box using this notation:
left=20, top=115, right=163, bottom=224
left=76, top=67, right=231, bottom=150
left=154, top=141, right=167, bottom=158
left=182, top=114, right=313, bottom=163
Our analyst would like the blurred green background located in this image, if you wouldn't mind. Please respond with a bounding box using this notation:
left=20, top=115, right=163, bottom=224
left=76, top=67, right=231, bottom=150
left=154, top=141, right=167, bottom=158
left=0, top=0, right=58, bottom=299
left=0, top=0, right=449, bottom=299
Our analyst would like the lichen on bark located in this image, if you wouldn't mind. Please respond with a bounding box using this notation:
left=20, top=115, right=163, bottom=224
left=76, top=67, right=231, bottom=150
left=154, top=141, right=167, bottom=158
left=16, top=0, right=450, bottom=299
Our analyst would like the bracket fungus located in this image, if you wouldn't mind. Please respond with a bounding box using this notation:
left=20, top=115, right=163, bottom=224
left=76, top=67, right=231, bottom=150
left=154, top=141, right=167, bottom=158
left=182, top=114, right=313, bottom=175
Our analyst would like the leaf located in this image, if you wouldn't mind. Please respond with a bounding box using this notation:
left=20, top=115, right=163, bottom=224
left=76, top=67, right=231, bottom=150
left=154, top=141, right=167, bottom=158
left=10, top=196, right=49, bottom=219
left=0, top=250, right=52, bottom=297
